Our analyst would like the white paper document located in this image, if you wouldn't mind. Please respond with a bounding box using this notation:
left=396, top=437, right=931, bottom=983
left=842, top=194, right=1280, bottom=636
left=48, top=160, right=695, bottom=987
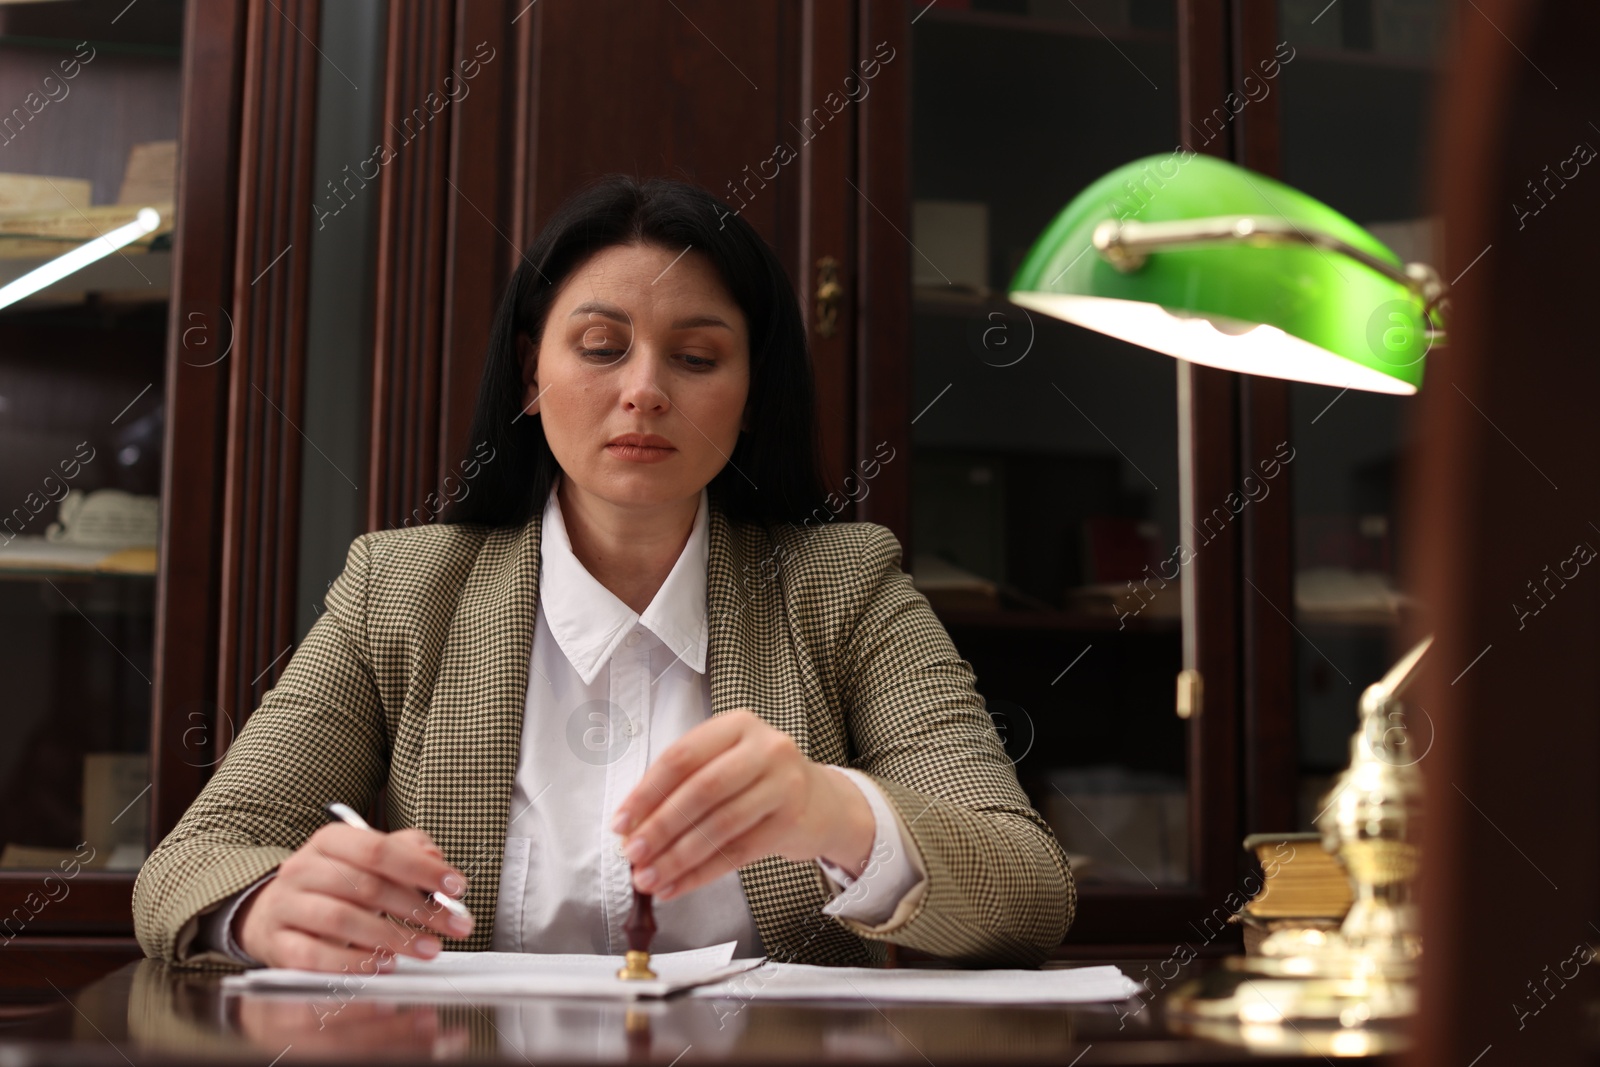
left=690, top=962, right=1142, bottom=1005
left=222, top=940, right=762, bottom=1000
left=223, top=941, right=1140, bottom=1005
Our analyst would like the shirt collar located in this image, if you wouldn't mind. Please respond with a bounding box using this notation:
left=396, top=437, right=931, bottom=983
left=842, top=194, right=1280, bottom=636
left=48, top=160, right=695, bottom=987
left=538, top=481, right=710, bottom=685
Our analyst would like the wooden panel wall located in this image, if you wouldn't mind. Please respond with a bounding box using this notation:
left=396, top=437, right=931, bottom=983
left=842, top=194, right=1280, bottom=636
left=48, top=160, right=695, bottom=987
left=367, top=0, right=521, bottom=529
left=368, top=1, right=846, bottom=525
left=438, top=1, right=520, bottom=490
left=366, top=0, right=456, bottom=530
left=513, top=2, right=803, bottom=264
left=507, top=0, right=857, bottom=493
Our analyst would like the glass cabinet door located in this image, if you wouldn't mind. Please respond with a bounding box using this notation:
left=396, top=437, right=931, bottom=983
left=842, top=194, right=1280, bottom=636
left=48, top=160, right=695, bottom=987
left=0, top=0, right=185, bottom=875
left=1275, top=0, right=1449, bottom=827
left=906, top=1, right=1192, bottom=891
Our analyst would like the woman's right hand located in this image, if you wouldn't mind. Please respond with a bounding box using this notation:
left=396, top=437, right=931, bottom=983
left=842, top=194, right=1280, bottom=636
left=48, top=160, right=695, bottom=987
left=234, top=824, right=473, bottom=972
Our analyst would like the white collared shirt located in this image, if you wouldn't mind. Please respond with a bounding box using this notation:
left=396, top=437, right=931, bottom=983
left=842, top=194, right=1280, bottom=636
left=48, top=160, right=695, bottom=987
left=491, top=481, right=923, bottom=955
left=199, top=481, right=924, bottom=963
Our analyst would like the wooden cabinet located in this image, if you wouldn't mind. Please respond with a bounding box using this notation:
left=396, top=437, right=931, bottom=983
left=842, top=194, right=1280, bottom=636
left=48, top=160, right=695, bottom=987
left=892, top=1, right=1237, bottom=949
left=0, top=0, right=242, bottom=1000
left=0, top=0, right=1451, bottom=997
left=855, top=0, right=1443, bottom=949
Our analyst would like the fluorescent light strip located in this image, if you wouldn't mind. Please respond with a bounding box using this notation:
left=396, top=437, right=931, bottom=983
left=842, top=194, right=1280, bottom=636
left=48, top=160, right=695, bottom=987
left=0, top=207, right=162, bottom=311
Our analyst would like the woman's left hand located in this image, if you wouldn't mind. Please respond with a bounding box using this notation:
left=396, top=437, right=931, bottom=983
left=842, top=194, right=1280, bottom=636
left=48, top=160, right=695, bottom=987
left=609, top=709, right=875, bottom=900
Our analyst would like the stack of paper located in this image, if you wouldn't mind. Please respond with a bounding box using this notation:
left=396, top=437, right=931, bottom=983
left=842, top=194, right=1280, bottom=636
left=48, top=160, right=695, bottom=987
left=691, top=962, right=1142, bottom=1004
left=222, top=941, right=758, bottom=1000
left=221, top=941, right=1141, bottom=1005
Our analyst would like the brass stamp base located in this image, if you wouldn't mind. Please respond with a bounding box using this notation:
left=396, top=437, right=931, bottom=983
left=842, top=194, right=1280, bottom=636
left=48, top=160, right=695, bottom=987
left=616, top=950, right=657, bottom=981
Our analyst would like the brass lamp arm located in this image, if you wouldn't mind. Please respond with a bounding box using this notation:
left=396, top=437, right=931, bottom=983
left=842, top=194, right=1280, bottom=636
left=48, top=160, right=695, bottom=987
left=1092, top=216, right=1448, bottom=327
left=1355, top=634, right=1435, bottom=760
left=1359, top=634, right=1434, bottom=720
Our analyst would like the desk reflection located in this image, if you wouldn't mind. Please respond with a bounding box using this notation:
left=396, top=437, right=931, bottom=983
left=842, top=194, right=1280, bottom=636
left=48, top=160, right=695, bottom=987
left=237, top=995, right=473, bottom=1059
left=114, top=959, right=1090, bottom=1063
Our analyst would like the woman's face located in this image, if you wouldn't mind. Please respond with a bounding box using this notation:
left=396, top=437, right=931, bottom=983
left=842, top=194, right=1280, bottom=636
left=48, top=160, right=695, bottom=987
left=520, top=242, right=751, bottom=513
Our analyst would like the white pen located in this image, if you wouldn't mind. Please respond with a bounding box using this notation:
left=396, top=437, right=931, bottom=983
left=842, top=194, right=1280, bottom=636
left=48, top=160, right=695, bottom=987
left=322, top=801, right=473, bottom=923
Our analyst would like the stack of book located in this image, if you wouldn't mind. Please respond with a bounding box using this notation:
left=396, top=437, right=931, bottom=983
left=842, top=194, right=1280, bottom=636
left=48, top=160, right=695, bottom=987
left=1236, top=832, right=1354, bottom=954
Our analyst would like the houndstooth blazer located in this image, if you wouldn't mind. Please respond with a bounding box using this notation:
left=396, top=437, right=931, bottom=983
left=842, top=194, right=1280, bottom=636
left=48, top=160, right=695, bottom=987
left=132, top=498, right=1077, bottom=968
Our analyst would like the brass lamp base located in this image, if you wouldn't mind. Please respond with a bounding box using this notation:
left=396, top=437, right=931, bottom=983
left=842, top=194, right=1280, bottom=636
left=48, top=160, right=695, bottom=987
left=616, top=950, right=657, bottom=981
left=1166, top=635, right=1435, bottom=1048
left=1166, top=956, right=1414, bottom=1054
left=1167, top=969, right=1412, bottom=1057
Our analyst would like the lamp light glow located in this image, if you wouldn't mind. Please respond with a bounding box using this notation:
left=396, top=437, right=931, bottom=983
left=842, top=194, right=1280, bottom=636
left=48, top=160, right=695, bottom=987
left=1010, top=294, right=1418, bottom=395
left=0, top=207, right=162, bottom=312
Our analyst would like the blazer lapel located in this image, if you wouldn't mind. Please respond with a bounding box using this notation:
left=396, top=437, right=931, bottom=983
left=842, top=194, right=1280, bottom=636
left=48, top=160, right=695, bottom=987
left=705, top=503, right=790, bottom=726
left=709, top=505, right=866, bottom=963
left=417, top=509, right=543, bottom=949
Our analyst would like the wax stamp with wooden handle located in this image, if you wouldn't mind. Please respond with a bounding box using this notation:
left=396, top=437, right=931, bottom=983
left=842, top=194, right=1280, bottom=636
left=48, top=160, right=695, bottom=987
left=616, top=876, right=657, bottom=981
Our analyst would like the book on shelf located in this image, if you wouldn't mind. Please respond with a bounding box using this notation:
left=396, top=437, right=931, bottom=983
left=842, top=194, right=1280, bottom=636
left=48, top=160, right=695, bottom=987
left=911, top=553, right=1001, bottom=613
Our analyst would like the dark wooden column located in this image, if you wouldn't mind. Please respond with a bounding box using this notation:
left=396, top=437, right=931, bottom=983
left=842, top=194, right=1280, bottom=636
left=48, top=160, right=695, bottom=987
left=1229, top=1, right=1298, bottom=835
left=148, top=2, right=248, bottom=839
left=853, top=0, right=909, bottom=540
left=215, top=0, right=322, bottom=744
left=368, top=1, right=457, bottom=530
left=1176, top=0, right=1246, bottom=930
left=438, top=1, right=520, bottom=489
left=355, top=0, right=522, bottom=531
left=1405, top=1, right=1600, bottom=1064
left=801, top=0, right=859, bottom=502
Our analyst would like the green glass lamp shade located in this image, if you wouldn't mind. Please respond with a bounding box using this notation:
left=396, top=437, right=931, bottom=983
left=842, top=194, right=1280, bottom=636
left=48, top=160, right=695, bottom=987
left=1008, top=154, right=1430, bottom=395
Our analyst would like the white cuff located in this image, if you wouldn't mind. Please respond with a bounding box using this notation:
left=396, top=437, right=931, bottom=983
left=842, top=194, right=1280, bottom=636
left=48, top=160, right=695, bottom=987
left=195, top=871, right=276, bottom=966
left=815, top=766, right=926, bottom=926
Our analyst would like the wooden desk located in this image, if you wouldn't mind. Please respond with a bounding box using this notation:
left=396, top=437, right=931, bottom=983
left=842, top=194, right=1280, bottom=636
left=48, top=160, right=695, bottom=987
left=0, top=958, right=1402, bottom=1065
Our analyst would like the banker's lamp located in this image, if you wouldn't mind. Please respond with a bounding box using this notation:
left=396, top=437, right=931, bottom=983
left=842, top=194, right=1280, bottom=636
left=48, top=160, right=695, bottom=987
left=1007, top=154, right=1444, bottom=394
left=1011, top=156, right=1447, bottom=1046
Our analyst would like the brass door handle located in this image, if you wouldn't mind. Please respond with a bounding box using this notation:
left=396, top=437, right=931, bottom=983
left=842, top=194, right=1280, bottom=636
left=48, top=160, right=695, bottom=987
left=815, top=255, right=842, bottom=338
left=1176, top=668, right=1202, bottom=719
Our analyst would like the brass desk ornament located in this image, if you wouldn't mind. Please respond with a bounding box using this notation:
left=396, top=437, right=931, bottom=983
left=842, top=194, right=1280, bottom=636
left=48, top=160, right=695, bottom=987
left=1169, top=634, right=1433, bottom=1034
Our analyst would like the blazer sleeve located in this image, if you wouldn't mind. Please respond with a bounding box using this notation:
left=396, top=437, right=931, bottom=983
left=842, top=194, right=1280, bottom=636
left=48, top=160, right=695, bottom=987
left=131, top=533, right=390, bottom=964
left=830, top=524, right=1076, bottom=967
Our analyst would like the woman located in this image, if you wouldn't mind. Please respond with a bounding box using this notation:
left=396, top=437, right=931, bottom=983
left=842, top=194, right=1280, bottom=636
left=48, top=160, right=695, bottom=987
left=132, top=176, right=1075, bottom=973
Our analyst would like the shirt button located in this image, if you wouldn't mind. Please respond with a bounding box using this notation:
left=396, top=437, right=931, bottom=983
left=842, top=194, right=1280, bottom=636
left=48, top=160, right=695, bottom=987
left=625, top=720, right=640, bottom=737
left=625, top=632, right=641, bottom=647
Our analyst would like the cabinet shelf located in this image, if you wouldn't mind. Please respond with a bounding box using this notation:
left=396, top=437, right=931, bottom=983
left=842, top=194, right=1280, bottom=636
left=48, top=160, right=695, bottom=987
left=1297, top=609, right=1406, bottom=630
left=918, top=7, right=1175, bottom=46
left=0, top=249, right=173, bottom=312
left=1293, top=45, right=1437, bottom=72
left=912, top=285, right=1014, bottom=316
left=0, top=539, right=158, bottom=578
left=933, top=605, right=1180, bottom=633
